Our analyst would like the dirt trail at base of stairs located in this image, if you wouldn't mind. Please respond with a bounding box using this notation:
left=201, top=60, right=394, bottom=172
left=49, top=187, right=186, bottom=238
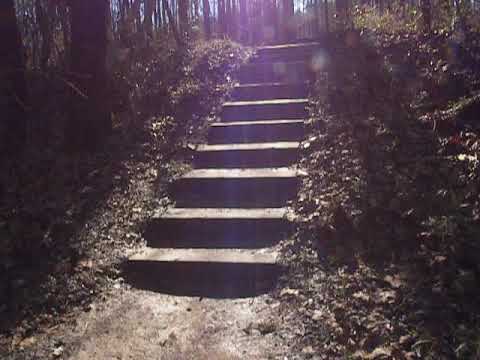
left=49, top=286, right=290, bottom=360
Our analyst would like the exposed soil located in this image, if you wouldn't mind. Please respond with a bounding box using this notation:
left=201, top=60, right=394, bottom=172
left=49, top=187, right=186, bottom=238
left=6, top=283, right=292, bottom=360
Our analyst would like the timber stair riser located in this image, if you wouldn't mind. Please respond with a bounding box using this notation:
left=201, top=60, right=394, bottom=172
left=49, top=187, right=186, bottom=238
left=252, top=42, right=322, bottom=63
left=238, top=61, right=313, bottom=84
left=193, top=144, right=299, bottom=168
left=208, top=119, right=304, bottom=144
left=222, top=99, right=309, bottom=122
left=125, top=260, right=281, bottom=298
left=169, top=176, right=300, bottom=208
left=144, top=217, right=294, bottom=248
left=231, top=83, right=308, bottom=101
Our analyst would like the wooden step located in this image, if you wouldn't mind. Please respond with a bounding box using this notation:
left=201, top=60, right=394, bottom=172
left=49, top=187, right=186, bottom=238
left=144, top=207, right=294, bottom=248
left=130, top=247, right=278, bottom=264
left=222, top=99, right=309, bottom=122
left=237, top=61, right=312, bottom=84
left=169, top=168, right=301, bottom=208
left=253, top=42, right=321, bottom=63
left=231, top=82, right=308, bottom=101
left=193, top=142, right=300, bottom=168
left=125, top=248, right=282, bottom=298
left=208, top=119, right=304, bottom=144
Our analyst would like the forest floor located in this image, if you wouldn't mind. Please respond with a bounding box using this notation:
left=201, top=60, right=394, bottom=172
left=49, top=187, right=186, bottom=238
left=5, top=275, right=290, bottom=359
left=0, top=146, right=296, bottom=359
left=278, top=30, right=480, bottom=360
left=2, top=40, right=300, bottom=359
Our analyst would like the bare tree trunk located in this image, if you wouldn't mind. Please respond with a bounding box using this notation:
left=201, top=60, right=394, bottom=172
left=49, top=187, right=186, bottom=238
left=312, top=0, right=319, bottom=37
left=193, top=0, right=199, bottom=22
left=164, top=0, right=183, bottom=44
left=57, top=2, right=70, bottom=68
left=203, top=0, right=211, bottom=38
left=144, top=0, right=154, bottom=38
left=226, top=0, right=232, bottom=36
left=0, top=0, right=27, bottom=155
left=272, top=0, right=279, bottom=43
left=133, top=0, right=142, bottom=32
left=283, top=0, right=295, bottom=41
left=162, top=0, right=168, bottom=30
left=154, top=1, right=159, bottom=30
left=178, top=0, right=189, bottom=39
left=239, top=0, right=247, bottom=42
left=68, top=0, right=111, bottom=152
left=35, top=0, right=54, bottom=70
left=324, top=0, right=329, bottom=32
left=218, top=0, right=226, bottom=36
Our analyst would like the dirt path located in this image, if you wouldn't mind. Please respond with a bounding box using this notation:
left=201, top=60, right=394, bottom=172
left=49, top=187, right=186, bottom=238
left=43, top=285, right=288, bottom=360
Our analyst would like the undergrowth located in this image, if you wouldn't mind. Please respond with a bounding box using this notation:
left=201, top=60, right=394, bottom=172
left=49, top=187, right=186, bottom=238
left=282, top=27, right=480, bottom=360
left=0, top=38, right=249, bottom=356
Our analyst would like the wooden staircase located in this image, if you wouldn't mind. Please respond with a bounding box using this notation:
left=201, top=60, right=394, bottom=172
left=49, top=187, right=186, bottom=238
left=126, top=42, right=319, bottom=298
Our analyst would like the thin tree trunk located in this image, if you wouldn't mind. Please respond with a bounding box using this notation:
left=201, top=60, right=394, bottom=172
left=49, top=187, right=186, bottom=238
left=35, top=0, right=53, bottom=70
left=144, top=0, right=154, bottom=37
left=218, top=0, right=226, bottom=36
left=193, top=0, right=199, bottom=22
left=239, top=0, right=247, bottom=42
left=283, top=0, right=295, bottom=41
left=68, top=0, right=111, bottom=152
left=178, top=0, right=189, bottom=39
left=133, top=0, right=142, bottom=32
left=226, top=0, right=232, bottom=36
left=57, top=2, right=70, bottom=67
left=0, top=0, right=27, bottom=154
left=324, top=0, right=329, bottom=32
left=203, top=0, right=211, bottom=38
left=162, top=0, right=168, bottom=30
left=164, top=0, right=183, bottom=44
left=313, top=0, right=319, bottom=37
left=272, top=0, right=279, bottom=42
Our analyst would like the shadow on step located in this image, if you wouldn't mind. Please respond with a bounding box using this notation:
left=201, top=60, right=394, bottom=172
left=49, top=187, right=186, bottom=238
left=123, top=261, right=282, bottom=298
left=145, top=218, right=293, bottom=249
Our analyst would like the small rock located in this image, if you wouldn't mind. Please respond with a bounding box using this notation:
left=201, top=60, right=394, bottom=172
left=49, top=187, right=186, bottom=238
left=311, top=310, right=323, bottom=321
left=302, top=346, right=315, bottom=357
left=53, top=346, right=64, bottom=357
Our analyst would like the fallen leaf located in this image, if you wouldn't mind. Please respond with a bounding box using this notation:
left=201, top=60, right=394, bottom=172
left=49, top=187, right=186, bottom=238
left=384, top=274, right=404, bottom=289
left=280, top=288, right=300, bottom=297
left=19, top=336, right=37, bottom=349
left=353, top=291, right=371, bottom=302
